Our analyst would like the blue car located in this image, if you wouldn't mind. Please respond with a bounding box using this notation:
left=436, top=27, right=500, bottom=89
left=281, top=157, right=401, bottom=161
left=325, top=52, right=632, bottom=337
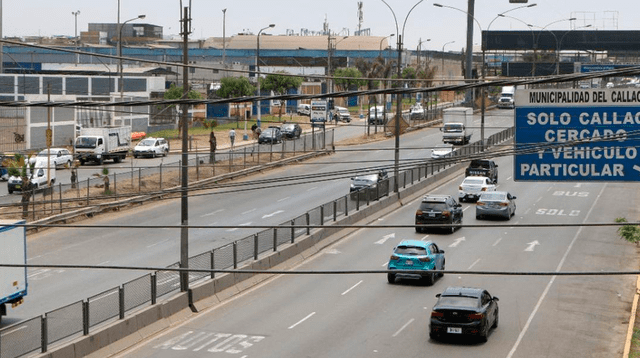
left=387, top=240, right=445, bottom=285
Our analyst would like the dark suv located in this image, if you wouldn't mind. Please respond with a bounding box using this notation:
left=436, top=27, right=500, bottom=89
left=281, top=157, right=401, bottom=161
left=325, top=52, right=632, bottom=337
left=415, top=195, right=463, bottom=233
left=350, top=169, right=389, bottom=200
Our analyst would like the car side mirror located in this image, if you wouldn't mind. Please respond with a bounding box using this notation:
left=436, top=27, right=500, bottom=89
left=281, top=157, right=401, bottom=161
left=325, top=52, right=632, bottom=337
left=440, top=250, right=445, bottom=254
left=493, top=296, right=499, bottom=301
left=435, top=293, right=441, bottom=298
left=456, top=204, right=462, bottom=208
left=511, top=196, right=517, bottom=199
left=494, top=164, right=498, bottom=167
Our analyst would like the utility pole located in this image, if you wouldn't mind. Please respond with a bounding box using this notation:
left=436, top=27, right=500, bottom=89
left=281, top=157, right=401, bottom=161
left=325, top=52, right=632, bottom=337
left=179, top=5, right=191, bottom=293
left=464, top=0, right=475, bottom=107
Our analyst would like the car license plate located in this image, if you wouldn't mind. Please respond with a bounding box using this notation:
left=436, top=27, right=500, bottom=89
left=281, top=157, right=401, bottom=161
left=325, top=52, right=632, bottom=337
left=405, top=260, right=413, bottom=266
left=429, top=212, right=435, bottom=217
left=15, top=185, right=21, bottom=189
left=447, top=327, right=462, bottom=334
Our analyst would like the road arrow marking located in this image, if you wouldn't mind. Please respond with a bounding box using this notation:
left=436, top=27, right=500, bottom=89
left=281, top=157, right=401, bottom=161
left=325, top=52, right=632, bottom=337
left=201, top=209, right=224, bottom=217
left=375, top=233, right=395, bottom=245
left=262, top=210, right=284, bottom=219
left=448, top=237, right=466, bottom=248
left=524, top=240, right=540, bottom=252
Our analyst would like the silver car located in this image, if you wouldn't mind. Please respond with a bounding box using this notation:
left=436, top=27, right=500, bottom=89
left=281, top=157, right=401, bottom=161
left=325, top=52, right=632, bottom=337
left=29, top=148, right=73, bottom=168
left=476, top=191, right=517, bottom=220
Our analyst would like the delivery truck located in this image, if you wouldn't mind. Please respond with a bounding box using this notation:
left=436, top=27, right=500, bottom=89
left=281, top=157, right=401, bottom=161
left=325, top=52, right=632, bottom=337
left=0, top=220, right=28, bottom=323
left=75, top=126, right=132, bottom=165
left=441, top=107, right=473, bottom=145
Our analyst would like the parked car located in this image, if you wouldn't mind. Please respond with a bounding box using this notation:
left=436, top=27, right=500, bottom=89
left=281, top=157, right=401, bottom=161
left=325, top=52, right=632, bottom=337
left=476, top=191, right=516, bottom=220
left=29, top=148, right=73, bottom=168
left=415, top=195, right=463, bottom=233
left=258, top=127, right=283, bottom=144
left=331, top=106, right=352, bottom=123
left=133, top=137, right=169, bottom=158
left=297, top=103, right=311, bottom=116
left=349, top=169, right=389, bottom=200
left=429, top=286, right=499, bottom=342
left=8, top=159, right=56, bottom=194
left=280, top=123, right=302, bottom=139
left=431, top=144, right=454, bottom=159
left=458, top=176, right=496, bottom=203
left=368, top=106, right=388, bottom=125
left=387, top=240, right=445, bottom=285
left=410, top=103, right=425, bottom=120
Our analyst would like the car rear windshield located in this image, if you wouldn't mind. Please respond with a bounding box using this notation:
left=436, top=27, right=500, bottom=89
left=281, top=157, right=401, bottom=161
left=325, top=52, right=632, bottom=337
left=480, top=193, right=506, bottom=201
left=463, top=178, right=484, bottom=185
left=470, top=160, right=490, bottom=168
left=437, top=296, right=479, bottom=308
left=419, top=202, right=448, bottom=211
left=394, top=246, right=427, bottom=255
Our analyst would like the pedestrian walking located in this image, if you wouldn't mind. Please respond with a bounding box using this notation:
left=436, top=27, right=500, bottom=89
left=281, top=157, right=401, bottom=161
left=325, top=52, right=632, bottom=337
left=229, top=129, right=236, bottom=148
left=209, top=131, right=217, bottom=164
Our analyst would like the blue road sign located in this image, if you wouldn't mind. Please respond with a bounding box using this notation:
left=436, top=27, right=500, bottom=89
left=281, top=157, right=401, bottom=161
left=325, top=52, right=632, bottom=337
left=514, top=89, right=640, bottom=181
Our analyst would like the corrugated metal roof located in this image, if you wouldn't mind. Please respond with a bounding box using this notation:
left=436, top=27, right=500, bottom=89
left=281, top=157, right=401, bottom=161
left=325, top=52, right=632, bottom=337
left=203, top=35, right=391, bottom=51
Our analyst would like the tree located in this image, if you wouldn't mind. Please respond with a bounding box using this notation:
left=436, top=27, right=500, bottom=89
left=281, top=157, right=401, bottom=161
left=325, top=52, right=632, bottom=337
left=260, top=71, right=303, bottom=119
left=616, top=217, right=640, bottom=244
left=333, top=68, right=366, bottom=92
left=163, top=83, right=204, bottom=136
left=217, top=77, right=256, bottom=98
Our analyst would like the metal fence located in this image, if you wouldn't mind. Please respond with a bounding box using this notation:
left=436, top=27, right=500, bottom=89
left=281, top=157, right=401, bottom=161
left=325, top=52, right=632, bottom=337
left=0, top=127, right=514, bottom=358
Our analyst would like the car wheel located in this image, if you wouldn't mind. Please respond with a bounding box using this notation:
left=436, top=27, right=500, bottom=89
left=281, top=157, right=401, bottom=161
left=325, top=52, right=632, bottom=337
left=387, top=273, right=396, bottom=284
left=152, top=151, right=156, bottom=158
left=479, top=329, right=488, bottom=343
left=415, top=226, right=422, bottom=233
left=476, top=214, right=482, bottom=220
left=98, top=157, right=104, bottom=165
left=429, top=331, right=438, bottom=340
left=66, top=160, right=72, bottom=168
left=492, top=308, right=499, bottom=328
left=424, top=272, right=435, bottom=286
left=8, top=188, right=13, bottom=194
left=164, top=150, right=168, bottom=157
left=450, top=223, right=455, bottom=234
left=439, top=260, right=445, bottom=277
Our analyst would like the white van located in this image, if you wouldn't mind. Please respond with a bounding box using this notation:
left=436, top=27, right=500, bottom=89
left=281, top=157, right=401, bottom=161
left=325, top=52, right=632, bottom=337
left=297, top=103, right=311, bottom=116
left=7, top=158, right=56, bottom=194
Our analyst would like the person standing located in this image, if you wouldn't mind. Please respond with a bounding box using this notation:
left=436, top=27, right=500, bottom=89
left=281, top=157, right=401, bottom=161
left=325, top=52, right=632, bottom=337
left=209, top=131, right=217, bottom=164
left=229, top=129, right=236, bottom=148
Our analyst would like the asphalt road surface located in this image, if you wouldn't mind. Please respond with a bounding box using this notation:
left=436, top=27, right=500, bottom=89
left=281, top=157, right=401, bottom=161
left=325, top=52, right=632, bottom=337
left=114, top=154, right=639, bottom=358
left=2, top=110, right=513, bottom=323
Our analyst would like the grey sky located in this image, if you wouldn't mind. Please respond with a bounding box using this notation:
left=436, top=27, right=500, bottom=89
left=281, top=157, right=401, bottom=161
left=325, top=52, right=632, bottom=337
left=2, top=0, right=635, bottom=51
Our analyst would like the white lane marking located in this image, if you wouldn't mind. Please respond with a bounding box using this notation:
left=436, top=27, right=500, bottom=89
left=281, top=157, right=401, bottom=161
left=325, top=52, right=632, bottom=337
left=200, top=209, right=224, bottom=217
left=306, top=187, right=318, bottom=192
left=507, top=176, right=512, bottom=181
left=27, top=255, right=42, bottom=261
left=278, top=196, right=290, bottom=202
left=492, top=237, right=502, bottom=247
left=507, top=184, right=606, bottom=358
left=375, top=233, right=395, bottom=245
left=288, top=312, right=316, bottom=329
left=524, top=240, right=540, bottom=252
left=463, top=206, right=471, bottom=212
left=242, top=208, right=256, bottom=215
left=420, top=234, right=430, bottom=241
left=392, top=318, right=415, bottom=337
left=262, top=210, right=284, bottom=219
left=524, top=208, right=531, bottom=215
left=535, top=197, right=542, bottom=203
left=27, top=269, right=50, bottom=279
left=382, top=261, right=388, bottom=267
left=97, top=261, right=111, bottom=266
left=147, top=238, right=169, bottom=248
left=227, top=222, right=252, bottom=232
left=448, top=237, right=466, bottom=248
left=341, top=280, right=363, bottom=296
left=467, top=258, right=481, bottom=270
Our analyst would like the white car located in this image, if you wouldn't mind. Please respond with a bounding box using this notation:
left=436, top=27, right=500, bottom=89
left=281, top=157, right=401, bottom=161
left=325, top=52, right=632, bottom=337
left=133, top=137, right=169, bottom=158
left=431, top=144, right=454, bottom=159
left=459, top=176, right=496, bottom=202
left=29, top=148, right=73, bottom=168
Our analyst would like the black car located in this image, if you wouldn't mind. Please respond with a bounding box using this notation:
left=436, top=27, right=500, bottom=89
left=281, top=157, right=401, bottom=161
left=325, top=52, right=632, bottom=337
left=415, top=195, right=462, bottom=233
left=258, top=127, right=283, bottom=144
left=280, top=123, right=302, bottom=139
left=349, top=169, right=389, bottom=200
left=429, top=286, right=499, bottom=342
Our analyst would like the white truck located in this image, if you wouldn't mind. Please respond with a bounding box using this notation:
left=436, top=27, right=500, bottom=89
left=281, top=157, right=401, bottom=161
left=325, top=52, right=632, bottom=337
left=0, top=220, right=28, bottom=323
left=441, top=107, right=473, bottom=145
left=75, top=126, right=132, bottom=165
left=497, top=86, right=516, bottom=109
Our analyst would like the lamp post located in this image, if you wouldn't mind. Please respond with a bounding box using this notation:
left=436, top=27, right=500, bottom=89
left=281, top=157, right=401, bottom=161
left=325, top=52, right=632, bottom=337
left=328, top=35, right=348, bottom=94
left=441, top=41, right=455, bottom=84
left=222, top=8, right=227, bottom=75
left=556, top=24, right=591, bottom=75
left=381, top=0, right=424, bottom=194
left=498, top=14, right=535, bottom=76
left=416, top=38, right=431, bottom=69
left=119, top=14, right=145, bottom=100
left=531, top=18, right=576, bottom=76
left=378, top=34, right=395, bottom=58
left=256, top=24, right=275, bottom=128
left=72, top=10, right=80, bottom=65
left=486, top=3, right=537, bottom=76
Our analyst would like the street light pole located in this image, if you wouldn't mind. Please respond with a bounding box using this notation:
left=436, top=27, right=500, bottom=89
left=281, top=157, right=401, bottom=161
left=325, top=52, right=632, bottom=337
left=222, top=8, right=227, bottom=75
left=556, top=24, right=591, bottom=75
left=256, top=24, right=275, bottom=128
left=379, top=34, right=395, bottom=58
left=72, top=10, right=80, bottom=65
left=381, top=0, right=423, bottom=194
left=119, top=15, right=146, bottom=100
left=441, top=41, right=455, bottom=84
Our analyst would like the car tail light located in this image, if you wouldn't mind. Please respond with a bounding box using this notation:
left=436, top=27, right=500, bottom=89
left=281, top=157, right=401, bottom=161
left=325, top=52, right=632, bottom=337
left=499, top=202, right=508, bottom=207
left=418, top=256, right=431, bottom=262
left=390, top=255, right=399, bottom=261
left=477, top=201, right=485, bottom=206
left=442, top=211, right=451, bottom=218
left=468, top=313, right=484, bottom=320
left=431, top=311, right=444, bottom=318
left=481, top=187, right=487, bottom=191
left=416, top=210, right=423, bottom=215
left=458, top=186, right=463, bottom=190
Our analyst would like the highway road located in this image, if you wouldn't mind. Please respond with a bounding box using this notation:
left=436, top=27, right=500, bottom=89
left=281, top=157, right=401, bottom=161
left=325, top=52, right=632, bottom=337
left=1, top=110, right=514, bottom=324
left=115, top=154, right=639, bottom=358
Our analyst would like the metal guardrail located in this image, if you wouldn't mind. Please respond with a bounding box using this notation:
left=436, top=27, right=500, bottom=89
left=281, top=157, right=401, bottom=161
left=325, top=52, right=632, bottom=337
left=0, top=126, right=514, bottom=358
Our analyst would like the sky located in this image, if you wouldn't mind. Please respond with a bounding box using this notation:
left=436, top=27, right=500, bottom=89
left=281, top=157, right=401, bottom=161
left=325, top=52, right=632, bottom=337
left=1, top=0, right=636, bottom=52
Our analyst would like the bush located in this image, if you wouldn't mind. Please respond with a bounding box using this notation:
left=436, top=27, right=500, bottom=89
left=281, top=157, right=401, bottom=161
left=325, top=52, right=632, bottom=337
left=616, top=217, right=640, bottom=244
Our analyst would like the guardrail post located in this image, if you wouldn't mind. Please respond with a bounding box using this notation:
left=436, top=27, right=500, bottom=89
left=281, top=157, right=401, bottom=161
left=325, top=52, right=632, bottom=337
left=290, top=220, right=295, bottom=243
left=210, top=252, right=215, bottom=279
left=306, top=213, right=310, bottom=235
left=178, top=160, right=182, bottom=185
left=320, top=206, right=324, bottom=226
left=151, top=273, right=157, bottom=304
left=114, top=172, right=117, bottom=200
left=41, top=315, right=48, bottom=353
left=85, top=178, right=89, bottom=206
left=376, top=183, right=380, bottom=201
left=270, top=228, right=276, bottom=251
left=366, top=189, right=370, bottom=206
left=244, top=147, right=247, bottom=169
left=333, top=201, right=337, bottom=221
left=82, top=300, right=89, bottom=335
left=119, top=286, right=125, bottom=319
left=270, top=142, right=273, bottom=162
left=254, top=233, right=259, bottom=259
left=233, top=242, right=238, bottom=269
left=356, top=191, right=360, bottom=211
left=281, top=140, right=285, bottom=159
left=196, top=153, right=200, bottom=181
left=138, top=168, right=141, bottom=193
left=159, top=163, right=163, bottom=190
left=344, top=196, right=349, bottom=216
left=59, top=182, right=62, bottom=213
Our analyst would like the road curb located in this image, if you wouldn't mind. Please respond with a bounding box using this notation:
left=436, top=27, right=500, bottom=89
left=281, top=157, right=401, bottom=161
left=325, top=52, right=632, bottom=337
left=623, top=274, right=640, bottom=357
